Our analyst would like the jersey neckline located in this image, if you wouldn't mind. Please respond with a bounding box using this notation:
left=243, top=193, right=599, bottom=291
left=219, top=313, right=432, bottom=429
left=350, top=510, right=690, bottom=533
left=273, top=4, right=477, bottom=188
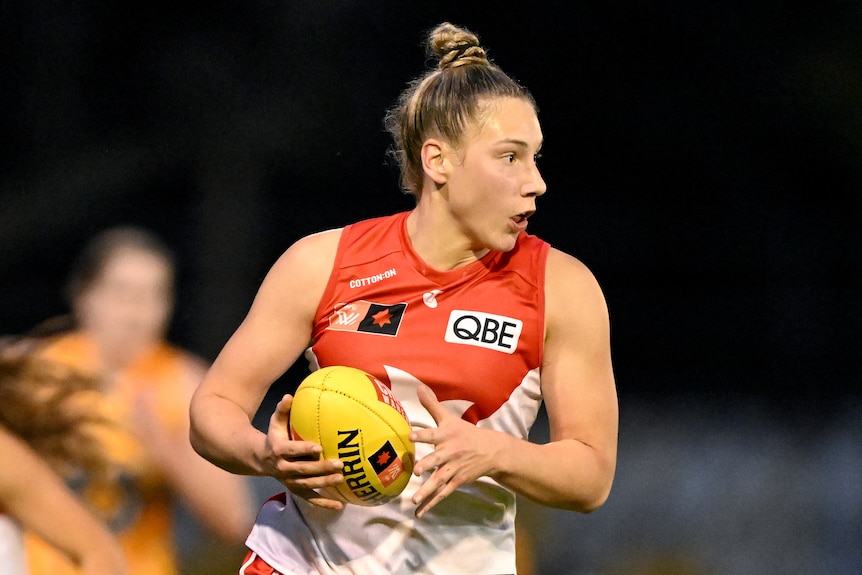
left=396, top=211, right=503, bottom=287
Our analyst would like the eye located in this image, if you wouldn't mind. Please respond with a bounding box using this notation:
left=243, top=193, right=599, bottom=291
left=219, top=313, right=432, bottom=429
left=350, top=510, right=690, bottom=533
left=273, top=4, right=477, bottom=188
left=504, top=153, right=516, bottom=163
left=533, top=152, right=543, bottom=163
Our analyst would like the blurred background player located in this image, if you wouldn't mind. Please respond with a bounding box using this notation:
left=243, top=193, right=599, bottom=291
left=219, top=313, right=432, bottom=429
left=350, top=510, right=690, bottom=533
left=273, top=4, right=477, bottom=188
left=24, top=226, right=256, bottom=575
left=0, top=340, right=127, bottom=575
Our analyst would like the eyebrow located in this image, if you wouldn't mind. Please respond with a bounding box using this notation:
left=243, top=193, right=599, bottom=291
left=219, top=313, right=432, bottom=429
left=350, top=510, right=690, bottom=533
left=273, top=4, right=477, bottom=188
left=494, top=138, right=543, bottom=150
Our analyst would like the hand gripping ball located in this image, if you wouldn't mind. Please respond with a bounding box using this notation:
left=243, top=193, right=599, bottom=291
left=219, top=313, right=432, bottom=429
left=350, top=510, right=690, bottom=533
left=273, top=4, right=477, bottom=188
left=288, top=366, right=415, bottom=506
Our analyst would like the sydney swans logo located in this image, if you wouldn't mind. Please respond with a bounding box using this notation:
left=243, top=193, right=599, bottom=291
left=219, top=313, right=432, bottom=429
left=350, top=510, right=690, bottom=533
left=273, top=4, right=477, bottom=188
left=328, top=300, right=408, bottom=337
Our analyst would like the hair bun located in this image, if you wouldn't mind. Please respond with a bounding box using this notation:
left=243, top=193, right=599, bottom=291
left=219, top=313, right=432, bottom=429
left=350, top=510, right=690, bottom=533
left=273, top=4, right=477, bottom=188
left=428, top=22, right=489, bottom=70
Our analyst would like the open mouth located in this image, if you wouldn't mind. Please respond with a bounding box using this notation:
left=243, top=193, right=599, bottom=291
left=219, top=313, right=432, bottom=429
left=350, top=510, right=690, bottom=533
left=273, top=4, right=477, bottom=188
left=514, top=208, right=536, bottom=222
left=511, top=212, right=531, bottom=231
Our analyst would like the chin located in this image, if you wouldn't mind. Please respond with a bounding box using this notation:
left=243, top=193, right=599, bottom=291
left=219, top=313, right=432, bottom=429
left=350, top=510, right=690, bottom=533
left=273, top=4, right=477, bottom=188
left=490, top=234, right=519, bottom=253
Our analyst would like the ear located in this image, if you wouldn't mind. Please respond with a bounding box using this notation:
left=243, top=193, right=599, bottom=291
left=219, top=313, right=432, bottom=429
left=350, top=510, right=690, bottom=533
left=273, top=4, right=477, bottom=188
left=420, top=138, right=449, bottom=185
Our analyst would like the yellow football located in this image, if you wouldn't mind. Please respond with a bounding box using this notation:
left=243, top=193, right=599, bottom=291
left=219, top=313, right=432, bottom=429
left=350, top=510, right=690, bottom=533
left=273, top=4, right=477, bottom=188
left=288, top=366, right=415, bottom=506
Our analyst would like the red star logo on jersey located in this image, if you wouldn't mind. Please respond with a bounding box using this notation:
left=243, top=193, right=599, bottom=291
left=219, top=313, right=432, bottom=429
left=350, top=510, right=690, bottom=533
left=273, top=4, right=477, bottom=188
left=327, top=301, right=407, bottom=337
left=372, top=309, right=393, bottom=327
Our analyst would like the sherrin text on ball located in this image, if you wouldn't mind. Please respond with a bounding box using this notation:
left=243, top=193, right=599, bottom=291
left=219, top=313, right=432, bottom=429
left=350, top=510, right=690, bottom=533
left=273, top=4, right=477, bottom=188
left=288, top=366, right=415, bottom=506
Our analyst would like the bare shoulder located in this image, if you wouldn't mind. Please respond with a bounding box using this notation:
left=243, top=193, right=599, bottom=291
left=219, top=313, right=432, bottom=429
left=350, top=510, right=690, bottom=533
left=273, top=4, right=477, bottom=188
left=272, top=228, right=343, bottom=274
left=247, top=227, right=344, bottom=322
left=261, top=228, right=343, bottom=291
left=546, top=248, right=597, bottom=282
left=294, top=227, right=344, bottom=253
left=545, top=248, right=608, bottom=318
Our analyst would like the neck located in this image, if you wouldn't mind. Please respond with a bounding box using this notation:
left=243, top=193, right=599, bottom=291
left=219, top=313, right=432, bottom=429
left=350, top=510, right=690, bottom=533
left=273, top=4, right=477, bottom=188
left=406, top=201, right=490, bottom=271
left=89, top=332, right=155, bottom=375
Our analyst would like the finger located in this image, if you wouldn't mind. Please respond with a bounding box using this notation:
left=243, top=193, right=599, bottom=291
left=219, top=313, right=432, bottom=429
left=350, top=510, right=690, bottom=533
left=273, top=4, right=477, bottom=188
left=286, top=484, right=345, bottom=511
left=408, top=426, right=437, bottom=447
left=274, top=453, right=343, bottom=477
left=283, top=467, right=344, bottom=490
left=412, top=463, right=452, bottom=505
left=414, top=470, right=458, bottom=519
left=411, top=449, right=443, bottom=476
left=271, top=438, right=324, bottom=461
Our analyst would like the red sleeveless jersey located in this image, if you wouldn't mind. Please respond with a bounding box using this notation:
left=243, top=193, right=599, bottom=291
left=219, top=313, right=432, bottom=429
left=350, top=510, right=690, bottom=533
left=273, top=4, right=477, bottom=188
left=308, top=210, right=548, bottom=427
left=247, top=211, right=550, bottom=574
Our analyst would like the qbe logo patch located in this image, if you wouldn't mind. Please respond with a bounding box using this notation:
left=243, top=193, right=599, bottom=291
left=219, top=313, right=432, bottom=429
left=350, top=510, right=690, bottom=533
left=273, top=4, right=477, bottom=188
left=444, top=310, right=522, bottom=354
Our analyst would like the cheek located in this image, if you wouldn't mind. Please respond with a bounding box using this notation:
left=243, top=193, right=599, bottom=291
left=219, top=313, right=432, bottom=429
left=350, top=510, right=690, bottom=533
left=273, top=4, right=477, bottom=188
left=148, top=300, right=173, bottom=332
left=463, top=168, right=504, bottom=204
left=77, top=291, right=114, bottom=328
left=80, top=289, right=169, bottom=335
left=128, top=293, right=171, bottom=330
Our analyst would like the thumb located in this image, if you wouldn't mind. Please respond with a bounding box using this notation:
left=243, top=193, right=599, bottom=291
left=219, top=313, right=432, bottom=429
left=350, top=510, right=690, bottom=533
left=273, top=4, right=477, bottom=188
left=417, top=384, right=448, bottom=424
left=270, top=394, right=293, bottom=435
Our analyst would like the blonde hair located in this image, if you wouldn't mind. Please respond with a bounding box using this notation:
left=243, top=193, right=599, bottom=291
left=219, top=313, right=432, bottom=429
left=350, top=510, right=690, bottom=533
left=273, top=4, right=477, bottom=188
left=384, top=22, right=536, bottom=196
left=0, top=340, right=113, bottom=483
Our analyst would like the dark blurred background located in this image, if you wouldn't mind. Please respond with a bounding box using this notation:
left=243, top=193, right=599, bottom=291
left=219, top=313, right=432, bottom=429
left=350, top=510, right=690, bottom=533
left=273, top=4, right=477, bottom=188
left=2, top=2, right=860, bottom=574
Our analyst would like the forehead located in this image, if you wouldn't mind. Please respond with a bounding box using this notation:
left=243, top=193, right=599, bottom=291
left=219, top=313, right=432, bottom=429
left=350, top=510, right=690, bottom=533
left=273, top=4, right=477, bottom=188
left=99, top=248, right=172, bottom=282
left=466, top=97, right=543, bottom=146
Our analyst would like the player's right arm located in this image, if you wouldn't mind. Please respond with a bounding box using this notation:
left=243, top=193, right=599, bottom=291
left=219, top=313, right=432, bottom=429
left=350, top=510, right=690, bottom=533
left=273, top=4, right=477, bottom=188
left=189, top=229, right=346, bottom=509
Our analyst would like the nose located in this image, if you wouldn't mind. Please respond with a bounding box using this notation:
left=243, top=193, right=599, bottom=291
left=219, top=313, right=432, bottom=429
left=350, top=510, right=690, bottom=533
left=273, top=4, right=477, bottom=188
left=523, top=162, right=547, bottom=197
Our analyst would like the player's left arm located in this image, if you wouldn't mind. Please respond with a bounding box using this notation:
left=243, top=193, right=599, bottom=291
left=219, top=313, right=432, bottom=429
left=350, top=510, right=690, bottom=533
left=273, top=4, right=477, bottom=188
left=411, top=247, right=618, bottom=515
left=513, top=247, right=618, bottom=510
